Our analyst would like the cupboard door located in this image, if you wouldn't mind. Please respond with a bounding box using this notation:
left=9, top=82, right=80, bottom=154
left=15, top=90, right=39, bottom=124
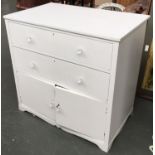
left=18, top=74, right=55, bottom=122
left=55, top=86, right=106, bottom=140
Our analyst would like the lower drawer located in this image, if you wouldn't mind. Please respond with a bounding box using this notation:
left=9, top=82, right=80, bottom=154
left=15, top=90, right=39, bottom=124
left=13, top=47, right=110, bottom=101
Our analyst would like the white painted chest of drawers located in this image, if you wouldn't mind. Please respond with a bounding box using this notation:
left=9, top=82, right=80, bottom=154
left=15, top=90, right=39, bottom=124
left=4, top=3, right=149, bottom=152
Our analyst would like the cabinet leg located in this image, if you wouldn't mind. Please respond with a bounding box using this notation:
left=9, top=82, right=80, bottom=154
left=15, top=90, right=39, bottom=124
left=129, top=107, right=134, bottom=117
left=97, top=143, right=109, bottom=153
left=18, top=104, right=26, bottom=112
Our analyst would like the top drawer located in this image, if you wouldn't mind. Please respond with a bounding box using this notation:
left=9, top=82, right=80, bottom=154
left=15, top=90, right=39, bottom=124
left=8, top=22, right=113, bottom=72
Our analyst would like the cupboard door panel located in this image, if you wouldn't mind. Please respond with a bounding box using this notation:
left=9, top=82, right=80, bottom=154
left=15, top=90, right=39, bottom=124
left=18, top=74, right=55, bottom=121
left=55, top=86, right=106, bottom=140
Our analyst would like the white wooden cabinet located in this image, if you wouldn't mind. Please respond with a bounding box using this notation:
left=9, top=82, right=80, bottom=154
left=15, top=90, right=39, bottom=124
left=4, top=3, right=149, bottom=152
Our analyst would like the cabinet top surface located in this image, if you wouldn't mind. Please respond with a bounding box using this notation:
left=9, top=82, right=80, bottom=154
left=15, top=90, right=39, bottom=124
left=4, top=3, right=149, bottom=41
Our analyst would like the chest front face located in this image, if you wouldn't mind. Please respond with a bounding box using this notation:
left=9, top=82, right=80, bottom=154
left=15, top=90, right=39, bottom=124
left=6, top=19, right=115, bottom=146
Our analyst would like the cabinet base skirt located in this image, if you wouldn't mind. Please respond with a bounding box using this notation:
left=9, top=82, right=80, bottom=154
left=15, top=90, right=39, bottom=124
left=18, top=103, right=108, bottom=152
left=18, top=103, right=133, bottom=152
left=18, top=104, right=56, bottom=125
left=60, top=125, right=107, bottom=152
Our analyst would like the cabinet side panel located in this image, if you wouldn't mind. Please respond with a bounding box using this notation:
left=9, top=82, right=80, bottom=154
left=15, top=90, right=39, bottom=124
left=108, top=23, right=147, bottom=148
left=4, top=20, right=23, bottom=110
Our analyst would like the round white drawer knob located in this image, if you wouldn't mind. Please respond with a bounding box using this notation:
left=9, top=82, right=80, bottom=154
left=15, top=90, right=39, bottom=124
left=77, top=79, right=83, bottom=85
left=77, top=49, right=83, bottom=56
left=27, top=37, right=32, bottom=43
left=29, top=62, right=36, bottom=69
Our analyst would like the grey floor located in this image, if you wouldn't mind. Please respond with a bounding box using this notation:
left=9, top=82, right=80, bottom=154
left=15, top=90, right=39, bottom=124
left=1, top=0, right=153, bottom=155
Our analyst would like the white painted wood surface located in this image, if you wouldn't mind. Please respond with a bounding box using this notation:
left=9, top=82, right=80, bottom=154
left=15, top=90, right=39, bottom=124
left=12, top=47, right=110, bottom=100
left=105, top=23, right=147, bottom=150
left=18, top=74, right=56, bottom=121
left=9, top=22, right=113, bottom=72
left=4, top=3, right=149, bottom=152
left=4, top=3, right=149, bottom=41
left=55, top=86, right=106, bottom=140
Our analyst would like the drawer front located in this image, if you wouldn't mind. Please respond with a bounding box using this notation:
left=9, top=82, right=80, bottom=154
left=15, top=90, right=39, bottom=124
left=9, top=22, right=113, bottom=72
left=13, top=48, right=110, bottom=101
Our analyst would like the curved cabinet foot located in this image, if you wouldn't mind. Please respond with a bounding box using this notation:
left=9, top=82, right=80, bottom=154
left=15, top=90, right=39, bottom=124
left=97, top=143, right=109, bottom=153
left=18, top=104, right=26, bottom=112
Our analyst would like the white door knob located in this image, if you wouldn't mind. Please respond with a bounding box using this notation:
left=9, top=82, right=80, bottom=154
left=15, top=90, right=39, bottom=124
left=77, top=49, right=83, bottom=56
left=27, top=37, right=32, bottom=43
